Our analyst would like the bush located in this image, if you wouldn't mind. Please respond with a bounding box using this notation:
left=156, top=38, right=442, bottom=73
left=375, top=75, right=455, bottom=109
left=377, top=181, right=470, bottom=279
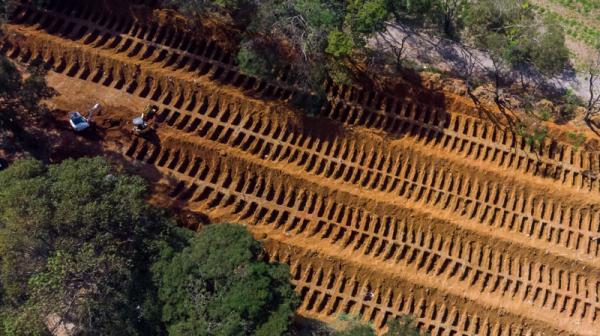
left=236, top=40, right=275, bottom=78
left=567, top=131, right=586, bottom=150
left=333, top=323, right=376, bottom=336
left=331, top=315, right=421, bottom=335
left=162, top=0, right=247, bottom=16
left=517, top=123, right=547, bottom=151
left=537, top=107, right=552, bottom=121
left=555, top=89, right=581, bottom=123
left=326, top=30, right=355, bottom=58
left=556, top=104, right=577, bottom=123
left=385, top=316, right=420, bottom=336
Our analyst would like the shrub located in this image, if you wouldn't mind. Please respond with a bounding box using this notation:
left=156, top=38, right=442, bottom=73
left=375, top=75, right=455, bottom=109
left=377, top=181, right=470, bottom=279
left=538, top=107, right=552, bottom=121
left=567, top=131, right=586, bottom=150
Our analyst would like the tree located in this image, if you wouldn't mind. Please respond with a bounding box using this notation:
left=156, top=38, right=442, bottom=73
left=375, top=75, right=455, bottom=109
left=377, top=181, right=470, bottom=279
left=483, top=32, right=509, bottom=103
left=237, top=0, right=392, bottom=88
left=163, top=0, right=247, bottom=17
left=0, top=158, right=180, bottom=335
left=243, top=0, right=344, bottom=86
left=460, top=0, right=570, bottom=112
left=0, top=57, right=53, bottom=131
left=326, top=30, right=355, bottom=58
left=386, top=0, right=434, bottom=24
left=583, top=48, right=600, bottom=122
left=235, top=39, right=276, bottom=78
left=340, top=0, right=392, bottom=81
left=529, top=18, right=569, bottom=77
left=0, top=0, right=47, bottom=21
left=332, top=316, right=421, bottom=336
left=384, top=316, right=420, bottom=336
left=152, top=223, right=299, bottom=336
left=386, top=0, right=465, bottom=37
left=463, top=0, right=569, bottom=80
left=345, top=0, right=390, bottom=36
left=333, top=323, right=376, bottom=336
left=429, top=0, right=466, bottom=37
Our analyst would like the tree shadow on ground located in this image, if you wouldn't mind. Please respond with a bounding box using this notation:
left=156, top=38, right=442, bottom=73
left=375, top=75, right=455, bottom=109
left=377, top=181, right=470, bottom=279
left=289, top=316, right=333, bottom=336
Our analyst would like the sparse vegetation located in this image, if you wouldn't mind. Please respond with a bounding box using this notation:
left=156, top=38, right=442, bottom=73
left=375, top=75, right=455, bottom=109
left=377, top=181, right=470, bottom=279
left=537, top=107, right=552, bottom=121
left=567, top=131, right=586, bottom=150
left=532, top=2, right=600, bottom=47
left=516, top=122, right=548, bottom=151
left=164, top=0, right=573, bottom=120
left=332, top=316, right=421, bottom=336
left=332, top=323, right=375, bottom=336
left=557, top=89, right=581, bottom=123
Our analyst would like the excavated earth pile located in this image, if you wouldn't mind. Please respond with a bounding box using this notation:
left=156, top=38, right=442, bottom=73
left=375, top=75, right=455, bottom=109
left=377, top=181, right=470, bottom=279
left=4, top=1, right=600, bottom=335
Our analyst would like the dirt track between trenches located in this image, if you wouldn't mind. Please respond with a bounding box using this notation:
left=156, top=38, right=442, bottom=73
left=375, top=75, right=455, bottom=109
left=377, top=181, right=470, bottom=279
left=4, top=1, right=600, bottom=335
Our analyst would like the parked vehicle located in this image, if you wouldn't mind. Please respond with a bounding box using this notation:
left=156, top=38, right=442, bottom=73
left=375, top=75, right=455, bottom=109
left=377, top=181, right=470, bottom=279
left=68, top=103, right=101, bottom=132
left=132, top=104, right=158, bottom=135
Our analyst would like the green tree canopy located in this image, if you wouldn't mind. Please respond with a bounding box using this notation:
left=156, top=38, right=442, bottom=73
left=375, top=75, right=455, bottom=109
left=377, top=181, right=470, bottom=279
left=384, top=316, right=420, bottom=336
left=0, top=158, right=180, bottom=335
left=530, top=18, right=569, bottom=76
left=163, top=0, right=247, bottom=16
left=0, top=57, right=53, bottom=130
left=326, top=30, right=355, bottom=58
left=332, top=316, right=421, bottom=336
left=244, top=0, right=344, bottom=83
left=463, top=0, right=569, bottom=77
left=345, top=0, right=390, bottom=36
left=371, top=0, right=466, bottom=37
left=152, top=223, right=299, bottom=336
left=333, top=323, right=376, bottom=336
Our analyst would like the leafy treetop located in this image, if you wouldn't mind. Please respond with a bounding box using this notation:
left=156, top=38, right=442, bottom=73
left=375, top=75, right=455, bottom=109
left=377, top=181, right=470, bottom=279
left=152, top=223, right=300, bottom=336
left=0, top=157, right=179, bottom=336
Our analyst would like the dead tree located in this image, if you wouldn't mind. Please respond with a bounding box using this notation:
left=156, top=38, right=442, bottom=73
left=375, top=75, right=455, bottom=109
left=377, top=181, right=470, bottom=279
left=455, top=43, right=478, bottom=95
left=584, top=52, right=600, bottom=122
left=377, top=24, right=413, bottom=71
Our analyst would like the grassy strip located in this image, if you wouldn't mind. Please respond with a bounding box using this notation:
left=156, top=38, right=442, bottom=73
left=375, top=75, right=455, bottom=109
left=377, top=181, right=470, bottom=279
left=545, top=0, right=600, bottom=16
left=533, top=4, right=600, bottom=46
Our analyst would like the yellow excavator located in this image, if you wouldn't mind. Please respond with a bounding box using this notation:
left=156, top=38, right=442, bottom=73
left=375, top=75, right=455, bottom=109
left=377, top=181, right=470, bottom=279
left=132, top=104, right=158, bottom=135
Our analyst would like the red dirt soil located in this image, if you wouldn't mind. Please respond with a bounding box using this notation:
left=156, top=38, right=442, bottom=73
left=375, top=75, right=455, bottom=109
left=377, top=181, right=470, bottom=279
left=3, top=1, right=600, bottom=335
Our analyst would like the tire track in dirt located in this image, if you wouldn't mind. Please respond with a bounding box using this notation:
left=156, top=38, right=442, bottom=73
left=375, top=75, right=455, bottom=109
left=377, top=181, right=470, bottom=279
left=13, top=0, right=600, bottom=195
